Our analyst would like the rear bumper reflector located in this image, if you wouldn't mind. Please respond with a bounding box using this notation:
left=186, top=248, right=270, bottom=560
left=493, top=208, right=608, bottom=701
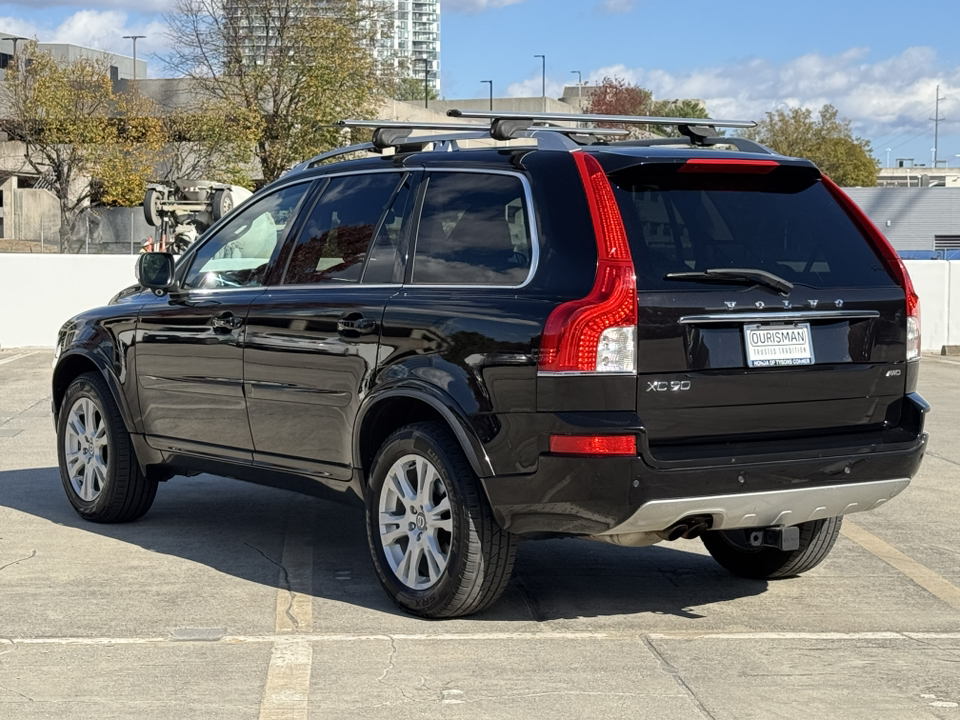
left=549, top=434, right=637, bottom=456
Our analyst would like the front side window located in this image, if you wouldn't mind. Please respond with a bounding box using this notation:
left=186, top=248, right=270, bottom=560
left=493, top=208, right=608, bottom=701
left=412, top=172, right=533, bottom=286
left=184, top=182, right=310, bottom=290
left=283, top=173, right=403, bottom=285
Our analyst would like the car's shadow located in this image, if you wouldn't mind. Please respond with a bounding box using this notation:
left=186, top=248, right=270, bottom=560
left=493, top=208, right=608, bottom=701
left=1, top=467, right=768, bottom=622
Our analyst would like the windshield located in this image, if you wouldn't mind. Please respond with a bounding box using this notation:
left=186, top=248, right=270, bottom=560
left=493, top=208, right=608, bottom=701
left=609, top=165, right=896, bottom=291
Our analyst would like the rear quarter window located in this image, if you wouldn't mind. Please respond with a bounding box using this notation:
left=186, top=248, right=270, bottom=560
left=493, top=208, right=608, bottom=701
left=609, top=166, right=896, bottom=291
left=412, top=172, right=532, bottom=286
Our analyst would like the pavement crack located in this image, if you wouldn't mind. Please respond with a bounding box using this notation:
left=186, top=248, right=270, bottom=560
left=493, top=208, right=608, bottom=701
left=237, top=539, right=298, bottom=631
left=0, top=550, right=36, bottom=573
left=927, top=451, right=960, bottom=468
left=377, top=636, right=414, bottom=702
left=0, top=682, right=34, bottom=702
left=513, top=575, right=546, bottom=623
left=641, top=634, right=717, bottom=720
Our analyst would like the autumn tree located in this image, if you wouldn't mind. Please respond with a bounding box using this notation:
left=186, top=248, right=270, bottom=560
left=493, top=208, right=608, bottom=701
left=585, top=76, right=657, bottom=138
left=0, top=42, right=164, bottom=251
left=164, top=0, right=392, bottom=183
left=741, top=105, right=878, bottom=187
left=586, top=77, right=713, bottom=139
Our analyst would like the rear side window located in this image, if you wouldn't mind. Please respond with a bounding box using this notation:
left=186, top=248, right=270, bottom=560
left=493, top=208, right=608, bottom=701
left=609, top=166, right=896, bottom=290
left=412, top=172, right=532, bottom=286
left=283, top=173, right=402, bottom=285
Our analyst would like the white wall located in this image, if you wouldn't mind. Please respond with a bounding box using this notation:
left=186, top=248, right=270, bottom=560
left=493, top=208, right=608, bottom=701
left=1, top=255, right=958, bottom=352
left=0, top=255, right=140, bottom=349
left=904, top=260, right=959, bottom=351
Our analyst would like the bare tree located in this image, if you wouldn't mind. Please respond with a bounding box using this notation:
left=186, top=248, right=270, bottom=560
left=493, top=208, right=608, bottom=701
left=164, top=0, right=393, bottom=182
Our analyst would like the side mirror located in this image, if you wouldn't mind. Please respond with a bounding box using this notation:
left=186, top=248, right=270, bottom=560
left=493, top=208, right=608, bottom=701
left=136, top=252, right=176, bottom=292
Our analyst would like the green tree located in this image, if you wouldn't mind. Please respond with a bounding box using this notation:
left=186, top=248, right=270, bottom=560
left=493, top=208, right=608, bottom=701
left=164, top=0, right=392, bottom=183
left=0, top=42, right=164, bottom=251
left=650, top=98, right=711, bottom=137
left=741, top=105, right=878, bottom=186
left=394, top=76, right=438, bottom=103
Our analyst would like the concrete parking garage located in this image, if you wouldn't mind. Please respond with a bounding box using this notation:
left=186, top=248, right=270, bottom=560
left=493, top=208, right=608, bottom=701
left=1, top=349, right=958, bottom=719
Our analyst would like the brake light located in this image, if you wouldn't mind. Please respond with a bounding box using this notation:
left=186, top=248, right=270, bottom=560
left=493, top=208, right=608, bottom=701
left=679, top=158, right=779, bottom=174
left=822, top=176, right=921, bottom=360
left=538, top=152, right=638, bottom=374
left=549, top=434, right=637, bottom=456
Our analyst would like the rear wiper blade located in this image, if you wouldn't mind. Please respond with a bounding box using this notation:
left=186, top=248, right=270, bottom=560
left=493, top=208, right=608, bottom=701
left=664, top=267, right=794, bottom=296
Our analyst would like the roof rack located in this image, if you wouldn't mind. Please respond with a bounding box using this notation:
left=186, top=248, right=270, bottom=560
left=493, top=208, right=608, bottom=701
left=447, top=109, right=757, bottom=130
left=289, top=110, right=762, bottom=173
left=336, top=118, right=628, bottom=150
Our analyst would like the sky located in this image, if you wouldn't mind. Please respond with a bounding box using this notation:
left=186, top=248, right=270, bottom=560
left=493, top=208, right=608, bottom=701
left=1, top=0, right=958, bottom=168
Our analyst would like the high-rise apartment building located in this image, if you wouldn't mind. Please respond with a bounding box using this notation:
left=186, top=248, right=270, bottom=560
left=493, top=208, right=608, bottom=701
left=226, top=0, right=440, bottom=94
left=385, top=0, right=440, bottom=93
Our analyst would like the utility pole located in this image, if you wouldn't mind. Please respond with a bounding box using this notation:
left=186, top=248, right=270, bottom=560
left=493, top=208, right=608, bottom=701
left=932, top=84, right=946, bottom=167
left=122, top=35, right=145, bottom=81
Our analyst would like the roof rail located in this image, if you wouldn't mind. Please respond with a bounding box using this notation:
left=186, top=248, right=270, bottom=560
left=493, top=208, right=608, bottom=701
left=447, top=109, right=757, bottom=130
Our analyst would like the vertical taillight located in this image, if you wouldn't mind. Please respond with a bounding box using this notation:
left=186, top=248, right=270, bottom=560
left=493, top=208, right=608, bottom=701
left=822, top=176, right=921, bottom=361
left=538, top=152, right=638, bottom=374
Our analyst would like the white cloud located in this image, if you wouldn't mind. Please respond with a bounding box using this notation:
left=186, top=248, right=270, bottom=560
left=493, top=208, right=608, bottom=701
left=444, top=0, right=525, bottom=13
left=506, top=75, right=565, bottom=99
left=584, top=48, right=960, bottom=149
left=598, top=0, right=637, bottom=13
left=0, top=10, right=167, bottom=72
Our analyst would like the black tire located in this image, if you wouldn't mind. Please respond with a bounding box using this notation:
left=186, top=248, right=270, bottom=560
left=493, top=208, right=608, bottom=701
left=365, top=422, right=517, bottom=618
left=57, top=372, right=158, bottom=523
left=701, top=517, right=842, bottom=579
left=211, top=189, right=233, bottom=221
left=143, top=188, right=162, bottom=227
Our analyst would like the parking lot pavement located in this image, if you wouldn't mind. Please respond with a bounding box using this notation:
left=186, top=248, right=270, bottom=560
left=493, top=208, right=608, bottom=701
left=1, top=348, right=959, bottom=719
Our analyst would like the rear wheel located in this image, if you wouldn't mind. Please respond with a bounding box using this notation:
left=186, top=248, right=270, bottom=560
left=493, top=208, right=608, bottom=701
left=701, top=517, right=842, bottom=579
left=365, top=422, right=516, bottom=618
left=57, top=372, right=158, bottom=523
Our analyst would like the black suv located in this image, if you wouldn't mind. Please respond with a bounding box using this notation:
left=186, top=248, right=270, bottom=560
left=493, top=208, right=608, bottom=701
left=53, top=111, right=928, bottom=618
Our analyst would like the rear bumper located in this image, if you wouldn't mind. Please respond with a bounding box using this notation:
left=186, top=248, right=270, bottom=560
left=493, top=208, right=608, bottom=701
left=599, top=477, right=910, bottom=535
left=481, top=393, right=929, bottom=536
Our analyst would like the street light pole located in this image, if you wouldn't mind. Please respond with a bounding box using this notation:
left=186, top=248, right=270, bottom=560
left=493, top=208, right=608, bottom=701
left=534, top=54, right=545, bottom=112
left=417, top=57, right=430, bottom=108
left=886, top=148, right=891, bottom=169
left=122, top=35, right=145, bottom=81
left=481, top=80, right=493, bottom=111
left=5, top=36, right=28, bottom=72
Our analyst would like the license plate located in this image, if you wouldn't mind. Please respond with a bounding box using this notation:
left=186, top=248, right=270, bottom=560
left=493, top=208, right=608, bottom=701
left=743, top=323, right=814, bottom=367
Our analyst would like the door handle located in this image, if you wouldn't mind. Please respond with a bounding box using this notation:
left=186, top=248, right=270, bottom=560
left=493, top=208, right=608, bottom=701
left=337, top=314, right=377, bottom=336
left=212, top=312, right=244, bottom=332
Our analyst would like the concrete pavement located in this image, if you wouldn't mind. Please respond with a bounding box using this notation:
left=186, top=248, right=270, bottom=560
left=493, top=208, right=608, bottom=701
left=1, top=349, right=958, bottom=718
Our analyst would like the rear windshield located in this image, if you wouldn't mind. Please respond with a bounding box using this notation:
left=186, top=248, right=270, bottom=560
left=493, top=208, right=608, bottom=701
left=609, top=166, right=895, bottom=291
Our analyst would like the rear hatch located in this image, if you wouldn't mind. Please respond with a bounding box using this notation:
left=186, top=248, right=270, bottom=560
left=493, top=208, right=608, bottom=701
left=604, top=157, right=911, bottom=458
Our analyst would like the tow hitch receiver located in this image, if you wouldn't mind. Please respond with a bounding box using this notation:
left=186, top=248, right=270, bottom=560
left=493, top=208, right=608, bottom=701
left=747, top=526, right=800, bottom=551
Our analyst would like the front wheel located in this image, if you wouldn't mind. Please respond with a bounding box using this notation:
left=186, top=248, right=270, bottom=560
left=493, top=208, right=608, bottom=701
left=701, top=517, right=843, bottom=579
left=57, top=372, right=158, bottom=523
left=365, top=422, right=516, bottom=618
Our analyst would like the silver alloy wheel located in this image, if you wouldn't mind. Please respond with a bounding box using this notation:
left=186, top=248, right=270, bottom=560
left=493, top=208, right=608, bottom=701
left=377, top=453, right=453, bottom=590
left=63, top=397, right=108, bottom=502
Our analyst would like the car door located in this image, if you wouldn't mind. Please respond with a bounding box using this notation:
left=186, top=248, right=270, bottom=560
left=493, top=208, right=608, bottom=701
left=135, top=180, right=315, bottom=458
left=243, top=170, right=418, bottom=479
